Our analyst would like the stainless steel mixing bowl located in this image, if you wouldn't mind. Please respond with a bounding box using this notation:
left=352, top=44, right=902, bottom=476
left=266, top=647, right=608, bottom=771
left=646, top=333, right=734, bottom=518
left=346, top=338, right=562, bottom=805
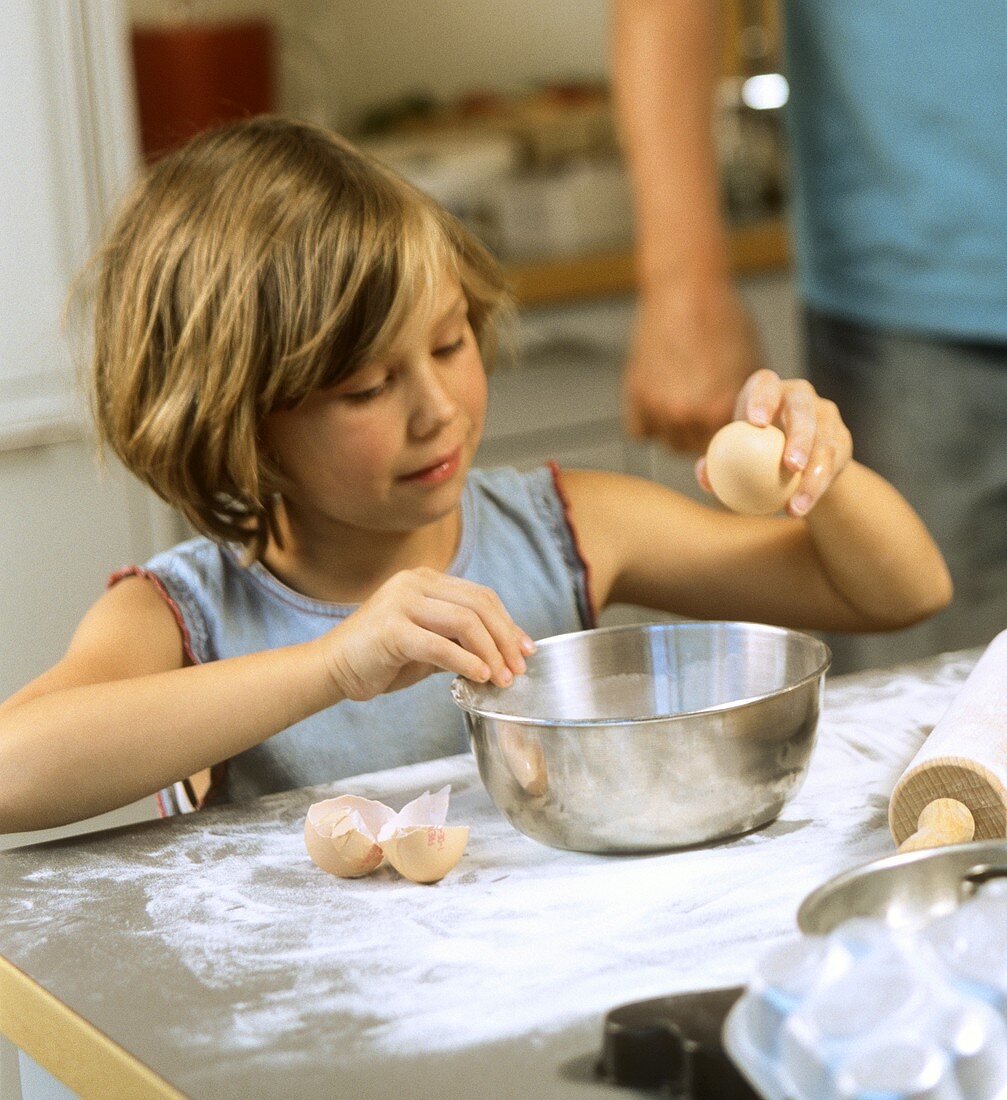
left=451, top=621, right=830, bottom=853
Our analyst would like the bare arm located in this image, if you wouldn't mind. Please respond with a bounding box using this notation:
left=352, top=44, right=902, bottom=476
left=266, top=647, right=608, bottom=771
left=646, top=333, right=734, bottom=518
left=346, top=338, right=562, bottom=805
left=613, top=0, right=727, bottom=287
left=561, top=371, right=952, bottom=630
left=564, top=465, right=950, bottom=633
left=612, top=0, right=761, bottom=451
left=0, top=570, right=533, bottom=833
left=0, top=578, right=338, bottom=831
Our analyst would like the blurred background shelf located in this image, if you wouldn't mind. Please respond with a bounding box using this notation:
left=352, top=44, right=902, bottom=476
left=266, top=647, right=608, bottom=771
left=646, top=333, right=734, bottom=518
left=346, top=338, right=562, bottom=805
left=504, top=217, right=789, bottom=306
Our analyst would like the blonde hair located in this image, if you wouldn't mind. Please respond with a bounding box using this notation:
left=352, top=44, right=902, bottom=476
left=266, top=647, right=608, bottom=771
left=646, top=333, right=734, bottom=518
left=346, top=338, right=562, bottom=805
left=89, top=115, right=511, bottom=557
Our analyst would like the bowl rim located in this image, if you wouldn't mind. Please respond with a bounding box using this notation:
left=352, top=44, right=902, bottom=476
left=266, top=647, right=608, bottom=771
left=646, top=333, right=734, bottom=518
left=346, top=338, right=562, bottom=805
left=450, top=619, right=831, bottom=727
left=796, top=838, right=1007, bottom=934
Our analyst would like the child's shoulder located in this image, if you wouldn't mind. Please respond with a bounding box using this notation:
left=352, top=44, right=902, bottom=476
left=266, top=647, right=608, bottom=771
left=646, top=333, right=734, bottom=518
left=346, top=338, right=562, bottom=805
left=467, top=462, right=559, bottom=503
left=467, top=462, right=651, bottom=525
left=467, top=463, right=574, bottom=530
left=116, top=536, right=246, bottom=617
left=143, top=535, right=238, bottom=579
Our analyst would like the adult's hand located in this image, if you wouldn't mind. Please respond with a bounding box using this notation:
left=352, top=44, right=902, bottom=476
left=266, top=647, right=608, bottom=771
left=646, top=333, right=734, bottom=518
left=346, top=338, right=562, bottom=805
left=623, top=276, right=763, bottom=453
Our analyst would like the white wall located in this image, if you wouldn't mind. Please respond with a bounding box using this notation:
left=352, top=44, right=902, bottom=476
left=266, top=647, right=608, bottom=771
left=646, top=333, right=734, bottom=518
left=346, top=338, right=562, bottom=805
left=0, top=1, right=181, bottom=856
left=0, top=439, right=180, bottom=854
left=0, top=442, right=174, bottom=700
left=297, top=0, right=608, bottom=129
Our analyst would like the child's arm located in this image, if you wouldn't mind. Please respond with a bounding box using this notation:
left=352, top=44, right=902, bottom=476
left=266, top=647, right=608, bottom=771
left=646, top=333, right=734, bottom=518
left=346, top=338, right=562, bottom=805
left=563, top=370, right=953, bottom=631
left=0, top=570, right=532, bottom=833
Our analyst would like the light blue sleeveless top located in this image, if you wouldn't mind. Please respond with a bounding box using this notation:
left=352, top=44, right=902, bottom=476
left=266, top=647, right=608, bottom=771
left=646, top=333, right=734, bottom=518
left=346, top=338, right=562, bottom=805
left=120, top=466, right=593, bottom=806
left=783, top=1, right=1007, bottom=341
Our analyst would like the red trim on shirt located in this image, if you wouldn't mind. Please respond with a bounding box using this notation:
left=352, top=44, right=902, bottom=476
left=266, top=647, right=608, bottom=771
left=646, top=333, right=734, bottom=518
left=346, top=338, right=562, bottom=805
left=108, top=566, right=198, bottom=666
left=547, top=461, right=598, bottom=629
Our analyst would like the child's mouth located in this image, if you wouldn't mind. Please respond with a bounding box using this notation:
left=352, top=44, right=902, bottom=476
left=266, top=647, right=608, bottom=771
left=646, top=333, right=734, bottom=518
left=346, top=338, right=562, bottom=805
left=400, top=448, right=462, bottom=485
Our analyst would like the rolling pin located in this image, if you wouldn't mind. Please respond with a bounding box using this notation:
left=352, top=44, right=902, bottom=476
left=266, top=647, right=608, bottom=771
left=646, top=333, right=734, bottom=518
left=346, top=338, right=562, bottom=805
left=889, top=628, right=1007, bottom=853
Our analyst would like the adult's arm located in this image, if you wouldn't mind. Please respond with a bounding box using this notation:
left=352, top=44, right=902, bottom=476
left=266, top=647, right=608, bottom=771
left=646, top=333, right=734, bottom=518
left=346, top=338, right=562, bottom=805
left=612, top=0, right=762, bottom=451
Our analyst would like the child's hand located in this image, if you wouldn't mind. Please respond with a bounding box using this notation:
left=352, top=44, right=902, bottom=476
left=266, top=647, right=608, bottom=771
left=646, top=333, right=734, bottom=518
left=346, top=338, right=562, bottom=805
left=696, top=369, right=853, bottom=517
left=319, top=569, right=536, bottom=702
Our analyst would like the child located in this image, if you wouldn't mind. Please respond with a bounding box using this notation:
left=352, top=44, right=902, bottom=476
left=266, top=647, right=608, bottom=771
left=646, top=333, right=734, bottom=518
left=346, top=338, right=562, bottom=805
left=0, top=117, right=951, bottom=833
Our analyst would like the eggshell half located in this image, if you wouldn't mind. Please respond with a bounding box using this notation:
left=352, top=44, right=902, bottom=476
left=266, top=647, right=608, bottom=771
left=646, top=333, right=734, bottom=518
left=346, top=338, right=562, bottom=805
left=304, top=794, right=396, bottom=878
left=705, top=421, right=799, bottom=515
left=379, top=825, right=470, bottom=884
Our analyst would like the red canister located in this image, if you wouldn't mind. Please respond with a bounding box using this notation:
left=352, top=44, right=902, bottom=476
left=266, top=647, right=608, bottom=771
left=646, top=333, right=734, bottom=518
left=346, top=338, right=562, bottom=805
left=131, top=19, right=275, bottom=161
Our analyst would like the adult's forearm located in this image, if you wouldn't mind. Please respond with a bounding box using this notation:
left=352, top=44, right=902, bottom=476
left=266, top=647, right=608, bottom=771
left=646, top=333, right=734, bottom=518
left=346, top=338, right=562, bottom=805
left=611, top=0, right=730, bottom=285
left=0, top=640, right=338, bottom=832
left=805, top=463, right=954, bottom=629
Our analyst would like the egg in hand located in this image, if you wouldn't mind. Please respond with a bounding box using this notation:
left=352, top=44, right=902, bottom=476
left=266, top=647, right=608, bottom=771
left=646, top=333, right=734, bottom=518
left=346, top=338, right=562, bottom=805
left=704, top=421, right=800, bottom=515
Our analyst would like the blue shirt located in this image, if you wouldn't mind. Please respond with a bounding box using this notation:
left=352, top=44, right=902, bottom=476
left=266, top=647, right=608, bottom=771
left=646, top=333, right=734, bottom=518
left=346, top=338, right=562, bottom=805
left=119, top=466, right=593, bottom=806
left=783, top=1, right=1007, bottom=341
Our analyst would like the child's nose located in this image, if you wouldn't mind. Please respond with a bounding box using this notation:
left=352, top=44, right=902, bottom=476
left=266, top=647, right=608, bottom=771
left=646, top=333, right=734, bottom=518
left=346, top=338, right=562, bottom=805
left=409, top=365, right=457, bottom=437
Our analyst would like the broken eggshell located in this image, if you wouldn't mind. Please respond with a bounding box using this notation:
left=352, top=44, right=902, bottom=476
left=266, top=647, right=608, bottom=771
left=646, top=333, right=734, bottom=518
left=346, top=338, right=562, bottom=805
left=304, top=794, right=395, bottom=878
left=378, top=826, right=470, bottom=885
left=305, top=785, right=469, bottom=883
left=376, top=786, right=469, bottom=884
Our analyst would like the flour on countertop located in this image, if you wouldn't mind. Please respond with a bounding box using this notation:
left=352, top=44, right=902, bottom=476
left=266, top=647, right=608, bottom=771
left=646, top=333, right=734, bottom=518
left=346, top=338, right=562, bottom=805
left=2, top=653, right=975, bottom=1067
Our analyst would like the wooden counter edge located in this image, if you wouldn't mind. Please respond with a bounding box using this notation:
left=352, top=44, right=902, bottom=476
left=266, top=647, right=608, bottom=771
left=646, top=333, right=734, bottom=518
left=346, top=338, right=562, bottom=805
left=0, top=955, right=184, bottom=1100
left=505, top=217, right=790, bottom=307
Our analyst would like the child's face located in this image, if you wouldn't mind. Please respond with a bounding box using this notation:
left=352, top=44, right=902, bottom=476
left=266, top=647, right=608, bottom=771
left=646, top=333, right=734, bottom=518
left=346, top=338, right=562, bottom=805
left=261, top=274, right=487, bottom=541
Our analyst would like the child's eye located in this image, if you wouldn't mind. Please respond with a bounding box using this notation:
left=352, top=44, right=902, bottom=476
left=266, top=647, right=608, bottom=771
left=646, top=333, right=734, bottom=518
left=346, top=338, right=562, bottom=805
left=343, top=379, right=389, bottom=403
left=434, top=336, right=466, bottom=358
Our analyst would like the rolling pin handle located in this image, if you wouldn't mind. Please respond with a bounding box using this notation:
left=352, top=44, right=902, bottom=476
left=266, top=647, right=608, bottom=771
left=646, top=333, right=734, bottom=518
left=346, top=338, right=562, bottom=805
left=898, top=798, right=975, bottom=854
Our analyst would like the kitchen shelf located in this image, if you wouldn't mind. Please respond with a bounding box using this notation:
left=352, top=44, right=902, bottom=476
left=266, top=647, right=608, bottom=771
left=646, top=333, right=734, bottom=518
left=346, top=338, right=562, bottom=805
left=504, top=216, right=789, bottom=306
